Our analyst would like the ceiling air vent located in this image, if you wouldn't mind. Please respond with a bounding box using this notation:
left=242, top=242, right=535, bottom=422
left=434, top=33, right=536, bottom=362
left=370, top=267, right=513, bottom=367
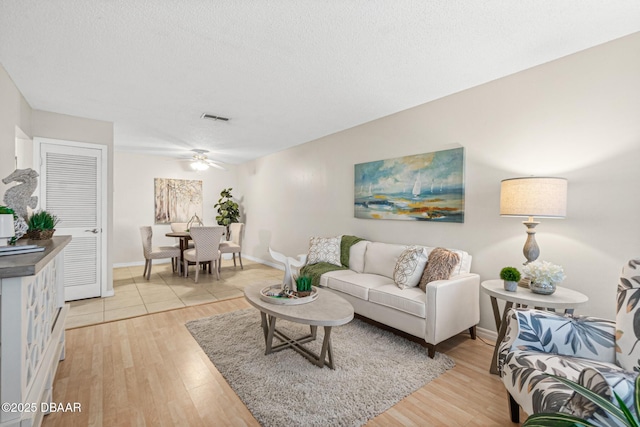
left=201, top=113, right=229, bottom=121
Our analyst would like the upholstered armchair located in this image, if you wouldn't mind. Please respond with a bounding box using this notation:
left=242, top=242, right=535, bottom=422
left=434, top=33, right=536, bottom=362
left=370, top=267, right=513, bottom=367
left=498, top=258, right=640, bottom=425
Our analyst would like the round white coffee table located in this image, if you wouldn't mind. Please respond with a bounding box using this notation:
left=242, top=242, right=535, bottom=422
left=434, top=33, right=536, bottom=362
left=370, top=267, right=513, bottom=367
left=481, top=279, right=589, bottom=375
left=244, top=281, right=354, bottom=369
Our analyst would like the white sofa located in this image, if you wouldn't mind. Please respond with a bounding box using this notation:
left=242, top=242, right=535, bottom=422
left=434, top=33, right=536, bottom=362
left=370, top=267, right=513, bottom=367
left=316, top=240, right=480, bottom=357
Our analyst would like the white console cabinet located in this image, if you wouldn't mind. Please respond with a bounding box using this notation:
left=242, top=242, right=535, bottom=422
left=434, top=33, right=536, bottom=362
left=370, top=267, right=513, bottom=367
left=0, top=236, right=70, bottom=427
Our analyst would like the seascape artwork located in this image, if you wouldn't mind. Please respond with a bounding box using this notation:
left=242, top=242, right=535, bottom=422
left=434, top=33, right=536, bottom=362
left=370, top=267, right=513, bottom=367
left=154, top=178, right=203, bottom=224
left=354, top=147, right=465, bottom=222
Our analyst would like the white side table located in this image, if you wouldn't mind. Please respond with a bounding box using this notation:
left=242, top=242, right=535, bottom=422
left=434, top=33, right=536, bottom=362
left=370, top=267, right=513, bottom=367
left=481, top=279, right=589, bottom=375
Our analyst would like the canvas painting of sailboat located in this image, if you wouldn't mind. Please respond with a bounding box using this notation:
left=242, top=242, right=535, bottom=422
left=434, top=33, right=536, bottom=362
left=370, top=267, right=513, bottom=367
left=354, top=147, right=465, bottom=222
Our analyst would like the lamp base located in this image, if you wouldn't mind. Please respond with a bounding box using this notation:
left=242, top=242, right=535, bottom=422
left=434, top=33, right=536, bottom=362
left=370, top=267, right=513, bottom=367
left=522, top=219, right=540, bottom=264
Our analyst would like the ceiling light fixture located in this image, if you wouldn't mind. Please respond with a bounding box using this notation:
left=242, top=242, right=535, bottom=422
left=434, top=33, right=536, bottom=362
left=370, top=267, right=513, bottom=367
left=190, top=149, right=210, bottom=170
left=190, top=159, right=209, bottom=171
left=201, top=113, right=229, bottom=121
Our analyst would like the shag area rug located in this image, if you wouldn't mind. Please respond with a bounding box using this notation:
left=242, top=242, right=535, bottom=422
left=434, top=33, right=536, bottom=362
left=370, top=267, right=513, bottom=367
left=186, top=308, right=455, bottom=427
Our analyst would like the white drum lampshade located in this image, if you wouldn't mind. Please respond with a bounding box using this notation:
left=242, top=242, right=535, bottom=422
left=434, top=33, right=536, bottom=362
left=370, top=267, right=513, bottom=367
left=0, top=214, right=15, bottom=246
left=500, top=177, right=568, bottom=264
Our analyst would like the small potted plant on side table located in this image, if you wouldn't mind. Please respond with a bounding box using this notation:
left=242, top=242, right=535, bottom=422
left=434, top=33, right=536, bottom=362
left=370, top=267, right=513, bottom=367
left=500, top=267, right=521, bottom=292
left=27, top=210, right=59, bottom=240
left=295, top=275, right=313, bottom=297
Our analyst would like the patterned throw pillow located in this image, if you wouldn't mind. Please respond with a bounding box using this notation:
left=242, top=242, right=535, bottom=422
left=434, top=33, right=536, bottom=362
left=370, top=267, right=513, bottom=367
left=306, top=236, right=341, bottom=266
left=419, top=247, right=460, bottom=292
left=393, top=246, right=428, bottom=289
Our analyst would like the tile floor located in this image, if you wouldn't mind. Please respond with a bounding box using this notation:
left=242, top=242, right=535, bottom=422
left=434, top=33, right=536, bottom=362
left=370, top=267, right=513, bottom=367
left=66, top=258, right=284, bottom=329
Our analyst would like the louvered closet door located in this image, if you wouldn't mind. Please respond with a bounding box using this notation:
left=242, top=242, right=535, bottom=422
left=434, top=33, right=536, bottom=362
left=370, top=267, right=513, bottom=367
left=40, top=143, right=102, bottom=300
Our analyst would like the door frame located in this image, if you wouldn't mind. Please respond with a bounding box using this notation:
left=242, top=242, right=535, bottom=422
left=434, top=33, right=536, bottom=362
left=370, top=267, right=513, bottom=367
left=33, top=137, right=109, bottom=298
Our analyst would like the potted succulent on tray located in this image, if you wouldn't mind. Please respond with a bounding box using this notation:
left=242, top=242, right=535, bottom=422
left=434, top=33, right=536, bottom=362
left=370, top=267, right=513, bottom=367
left=27, top=210, right=59, bottom=240
left=295, top=275, right=313, bottom=297
left=500, top=266, right=521, bottom=292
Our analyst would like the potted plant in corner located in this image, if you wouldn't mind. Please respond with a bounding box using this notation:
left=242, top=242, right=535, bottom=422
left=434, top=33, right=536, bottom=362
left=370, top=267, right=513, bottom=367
left=27, top=210, right=59, bottom=240
left=214, top=188, right=240, bottom=240
left=500, top=266, right=521, bottom=292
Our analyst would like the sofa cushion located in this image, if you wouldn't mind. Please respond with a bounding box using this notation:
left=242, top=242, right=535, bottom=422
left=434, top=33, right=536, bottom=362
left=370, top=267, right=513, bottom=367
left=393, top=246, right=428, bottom=289
left=307, top=236, right=341, bottom=266
left=363, top=242, right=407, bottom=278
left=319, top=269, right=355, bottom=288
left=326, top=273, right=394, bottom=300
left=419, top=247, right=460, bottom=291
left=368, top=285, right=426, bottom=318
left=348, top=240, right=369, bottom=273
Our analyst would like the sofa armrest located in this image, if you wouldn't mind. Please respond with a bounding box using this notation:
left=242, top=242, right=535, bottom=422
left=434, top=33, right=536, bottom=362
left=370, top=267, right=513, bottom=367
left=498, top=308, right=616, bottom=372
left=424, top=273, right=480, bottom=345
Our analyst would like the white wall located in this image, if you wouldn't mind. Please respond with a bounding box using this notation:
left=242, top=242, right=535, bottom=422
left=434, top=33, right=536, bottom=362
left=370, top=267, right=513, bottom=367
left=1, top=65, right=117, bottom=296
left=0, top=65, right=31, bottom=187
left=237, top=32, right=640, bottom=332
left=112, top=151, right=239, bottom=266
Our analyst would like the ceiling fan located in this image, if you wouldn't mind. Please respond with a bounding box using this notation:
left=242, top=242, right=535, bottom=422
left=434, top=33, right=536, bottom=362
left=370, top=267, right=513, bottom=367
left=182, top=149, right=226, bottom=171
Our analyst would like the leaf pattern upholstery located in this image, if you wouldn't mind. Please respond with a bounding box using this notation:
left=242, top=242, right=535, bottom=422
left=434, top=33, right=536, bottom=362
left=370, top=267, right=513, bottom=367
left=499, top=258, right=640, bottom=424
left=615, top=258, right=640, bottom=372
left=500, top=310, right=636, bottom=424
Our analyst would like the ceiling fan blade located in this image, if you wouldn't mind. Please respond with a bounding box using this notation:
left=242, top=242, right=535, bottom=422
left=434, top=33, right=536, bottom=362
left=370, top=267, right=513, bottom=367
left=206, top=160, right=226, bottom=170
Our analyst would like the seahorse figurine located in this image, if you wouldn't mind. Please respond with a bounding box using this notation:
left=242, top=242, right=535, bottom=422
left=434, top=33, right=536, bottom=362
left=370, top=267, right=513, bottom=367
left=2, top=168, right=39, bottom=220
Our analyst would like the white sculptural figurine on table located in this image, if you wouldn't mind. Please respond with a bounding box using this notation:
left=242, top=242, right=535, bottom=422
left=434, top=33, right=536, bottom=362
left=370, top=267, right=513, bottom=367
left=269, top=247, right=307, bottom=292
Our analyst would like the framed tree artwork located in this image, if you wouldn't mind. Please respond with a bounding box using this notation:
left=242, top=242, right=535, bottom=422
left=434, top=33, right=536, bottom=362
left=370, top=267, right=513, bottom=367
left=154, top=178, right=203, bottom=224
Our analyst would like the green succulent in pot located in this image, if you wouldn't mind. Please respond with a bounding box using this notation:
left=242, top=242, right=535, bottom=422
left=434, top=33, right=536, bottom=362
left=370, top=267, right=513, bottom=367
left=295, top=275, right=313, bottom=296
left=500, top=267, right=521, bottom=282
left=27, top=210, right=59, bottom=240
left=28, top=210, right=59, bottom=231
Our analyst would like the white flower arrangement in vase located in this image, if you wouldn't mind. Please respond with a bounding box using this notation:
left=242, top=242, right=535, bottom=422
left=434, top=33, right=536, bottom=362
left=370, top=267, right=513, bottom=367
left=522, top=261, right=566, bottom=295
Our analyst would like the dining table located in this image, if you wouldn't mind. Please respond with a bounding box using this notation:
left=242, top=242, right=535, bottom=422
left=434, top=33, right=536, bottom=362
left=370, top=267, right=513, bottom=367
left=165, top=231, right=191, bottom=276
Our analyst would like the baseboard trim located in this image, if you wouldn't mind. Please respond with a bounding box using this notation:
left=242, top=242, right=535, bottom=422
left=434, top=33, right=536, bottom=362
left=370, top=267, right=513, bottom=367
left=114, top=254, right=284, bottom=270
left=476, top=326, right=497, bottom=342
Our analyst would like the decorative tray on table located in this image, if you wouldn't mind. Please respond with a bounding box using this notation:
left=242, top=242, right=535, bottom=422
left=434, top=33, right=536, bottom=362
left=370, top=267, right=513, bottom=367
left=259, top=284, right=319, bottom=305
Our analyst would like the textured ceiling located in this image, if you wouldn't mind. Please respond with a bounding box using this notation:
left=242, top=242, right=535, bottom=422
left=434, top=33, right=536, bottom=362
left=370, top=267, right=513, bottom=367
left=1, top=1, right=639, bottom=165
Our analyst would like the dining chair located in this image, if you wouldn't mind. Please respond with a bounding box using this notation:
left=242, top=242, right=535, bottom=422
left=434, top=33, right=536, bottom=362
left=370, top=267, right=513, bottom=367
left=183, top=226, right=225, bottom=283
left=218, top=222, right=244, bottom=273
left=139, top=226, right=181, bottom=280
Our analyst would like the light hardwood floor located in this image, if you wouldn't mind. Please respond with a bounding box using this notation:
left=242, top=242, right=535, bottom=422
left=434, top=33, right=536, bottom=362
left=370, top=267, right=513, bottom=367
left=43, top=296, right=523, bottom=426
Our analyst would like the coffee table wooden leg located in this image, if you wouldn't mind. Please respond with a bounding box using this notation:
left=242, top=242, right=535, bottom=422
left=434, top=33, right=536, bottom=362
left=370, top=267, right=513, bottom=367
left=260, top=312, right=269, bottom=342
left=318, top=326, right=333, bottom=369
left=265, top=314, right=277, bottom=355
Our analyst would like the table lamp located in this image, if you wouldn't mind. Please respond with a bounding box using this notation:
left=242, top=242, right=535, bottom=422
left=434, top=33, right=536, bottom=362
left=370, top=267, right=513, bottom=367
left=0, top=214, right=15, bottom=246
left=500, top=177, right=567, bottom=265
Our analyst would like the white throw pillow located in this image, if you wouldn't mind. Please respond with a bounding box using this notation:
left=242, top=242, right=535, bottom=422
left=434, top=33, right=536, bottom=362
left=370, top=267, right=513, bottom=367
left=349, top=241, right=369, bottom=273
left=393, top=246, right=428, bottom=289
left=363, top=242, right=407, bottom=278
left=307, top=236, right=341, bottom=266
